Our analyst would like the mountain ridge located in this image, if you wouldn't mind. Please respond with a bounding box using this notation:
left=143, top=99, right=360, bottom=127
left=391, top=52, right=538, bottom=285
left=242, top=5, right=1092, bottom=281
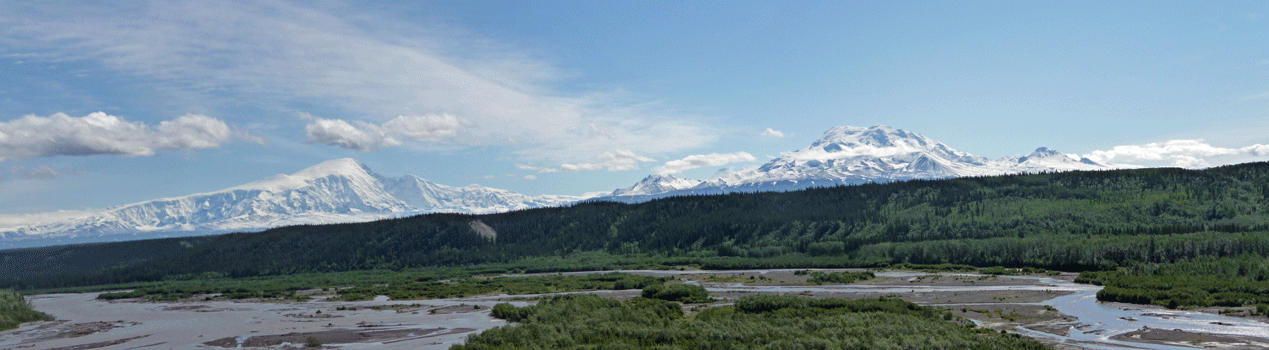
left=597, top=125, right=1123, bottom=202
left=0, top=158, right=577, bottom=248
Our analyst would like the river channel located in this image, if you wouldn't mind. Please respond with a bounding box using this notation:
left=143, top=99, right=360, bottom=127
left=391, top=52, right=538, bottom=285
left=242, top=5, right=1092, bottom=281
left=688, top=271, right=1269, bottom=350
left=3, top=270, right=1267, bottom=349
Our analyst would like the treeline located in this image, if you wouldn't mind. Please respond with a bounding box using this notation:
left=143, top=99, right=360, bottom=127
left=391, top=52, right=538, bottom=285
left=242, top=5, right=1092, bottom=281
left=459, top=294, right=1045, bottom=349
left=1, top=289, right=52, bottom=331
left=1077, top=254, right=1269, bottom=309
left=91, top=271, right=667, bottom=303
left=5, top=162, right=1269, bottom=291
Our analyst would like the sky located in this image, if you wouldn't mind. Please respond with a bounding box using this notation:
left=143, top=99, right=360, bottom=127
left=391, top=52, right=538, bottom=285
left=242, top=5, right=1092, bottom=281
left=1, top=1, right=1268, bottom=214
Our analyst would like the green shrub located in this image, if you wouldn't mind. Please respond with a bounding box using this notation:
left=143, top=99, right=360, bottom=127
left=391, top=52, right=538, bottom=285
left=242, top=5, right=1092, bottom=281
left=640, top=284, right=710, bottom=303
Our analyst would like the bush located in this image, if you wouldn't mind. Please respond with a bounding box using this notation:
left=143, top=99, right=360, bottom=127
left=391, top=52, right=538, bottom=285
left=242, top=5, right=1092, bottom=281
left=640, top=284, right=710, bottom=303
left=0, top=290, right=54, bottom=332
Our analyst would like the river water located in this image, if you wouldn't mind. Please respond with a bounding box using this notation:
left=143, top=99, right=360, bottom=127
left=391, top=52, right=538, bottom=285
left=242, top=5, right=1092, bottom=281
left=691, top=271, right=1269, bottom=350
left=5, top=270, right=1267, bottom=349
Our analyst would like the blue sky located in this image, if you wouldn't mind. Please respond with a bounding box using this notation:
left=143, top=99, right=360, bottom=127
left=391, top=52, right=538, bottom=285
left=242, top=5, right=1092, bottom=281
left=1, top=1, right=1267, bottom=214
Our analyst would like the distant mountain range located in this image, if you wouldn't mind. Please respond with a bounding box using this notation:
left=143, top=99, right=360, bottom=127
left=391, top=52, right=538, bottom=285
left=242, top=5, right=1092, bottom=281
left=0, top=125, right=1126, bottom=248
left=0, top=158, right=578, bottom=248
left=594, top=125, right=1121, bottom=202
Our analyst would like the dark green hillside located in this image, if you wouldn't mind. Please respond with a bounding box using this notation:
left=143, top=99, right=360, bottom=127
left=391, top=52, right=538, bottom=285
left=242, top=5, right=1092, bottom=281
left=0, top=237, right=215, bottom=279
left=5, top=162, right=1269, bottom=294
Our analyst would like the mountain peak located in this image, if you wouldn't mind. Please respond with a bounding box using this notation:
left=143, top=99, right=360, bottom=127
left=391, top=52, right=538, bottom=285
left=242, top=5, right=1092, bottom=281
left=1018, top=147, right=1070, bottom=163
left=1029, top=147, right=1062, bottom=156
left=611, top=174, right=702, bottom=197
left=293, top=158, right=373, bottom=179
left=794, top=125, right=975, bottom=163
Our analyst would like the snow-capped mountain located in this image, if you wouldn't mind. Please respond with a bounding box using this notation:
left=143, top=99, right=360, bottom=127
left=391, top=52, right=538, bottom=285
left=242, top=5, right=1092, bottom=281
left=598, top=125, right=1118, bottom=202
left=611, top=175, right=703, bottom=197
left=0, top=158, right=576, bottom=247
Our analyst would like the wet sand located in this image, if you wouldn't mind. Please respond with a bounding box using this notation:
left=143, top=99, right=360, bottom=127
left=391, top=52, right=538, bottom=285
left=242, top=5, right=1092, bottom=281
left=0, top=292, right=523, bottom=350
left=1111, top=327, right=1269, bottom=349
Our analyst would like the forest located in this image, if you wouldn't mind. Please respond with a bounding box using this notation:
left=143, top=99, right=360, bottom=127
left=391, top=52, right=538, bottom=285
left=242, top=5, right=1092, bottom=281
left=3, top=162, right=1269, bottom=312
left=457, top=292, right=1046, bottom=349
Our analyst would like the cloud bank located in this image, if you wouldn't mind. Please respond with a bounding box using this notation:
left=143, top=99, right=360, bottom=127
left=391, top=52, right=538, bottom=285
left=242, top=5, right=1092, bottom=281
left=0, top=112, right=247, bottom=159
left=656, top=152, right=757, bottom=175
left=1083, top=139, right=1269, bottom=168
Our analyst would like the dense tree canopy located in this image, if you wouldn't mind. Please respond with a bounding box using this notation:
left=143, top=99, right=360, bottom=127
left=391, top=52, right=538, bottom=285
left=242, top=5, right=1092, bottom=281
left=4, top=162, right=1269, bottom=296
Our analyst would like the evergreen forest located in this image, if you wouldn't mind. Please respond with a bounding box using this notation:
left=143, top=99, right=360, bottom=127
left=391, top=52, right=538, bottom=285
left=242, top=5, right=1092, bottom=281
left=5, top=162, right=1269, bottom=311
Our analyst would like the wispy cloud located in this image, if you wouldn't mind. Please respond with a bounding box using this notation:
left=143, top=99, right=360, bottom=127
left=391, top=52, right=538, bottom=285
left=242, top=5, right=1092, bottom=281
left=0, top=165, right=82, bottom=181
left=522, top=174, right=537, bottom=180
left=517, top=150, right=655, bottom=173
left=0, top=112, right=251, bottom=160
left=655, top=152, right=757, bottom=175
left=1243, top=90, right=1269, bottom=100
left=0, top=1, right=715, bottom=168
left=300, top=113, right=460, bottom=152
left=1083, top=139, right=1269, bottom=168
left=759, top=128, right=785, bottom=137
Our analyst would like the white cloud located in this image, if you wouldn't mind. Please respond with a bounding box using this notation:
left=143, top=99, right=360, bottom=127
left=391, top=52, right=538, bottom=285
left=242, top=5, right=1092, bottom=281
left=1083, top=139, right=1269, bottom=168
left=1243, top=144, right=1269, bottom=156
left=8, top=165, right=64, bottom=180
left=303, top=117, right=397, bottom=152
left=523, top=174, right=537, bottom=180
left=1, top=2, right=715, bottom=167
left=0, top=112, right=245, bottom=159
left=301, top=113, right=461, bottom=152
left=519, top=150, right=655, bottom=173
left=382, top=115, right=461, bottom=142
left=655, top=152, right=757, bottom=175
left=759, top=128, right=785, bottom=137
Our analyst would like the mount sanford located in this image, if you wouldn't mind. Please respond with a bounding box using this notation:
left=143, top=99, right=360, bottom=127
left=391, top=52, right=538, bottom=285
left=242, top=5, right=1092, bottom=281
left=597, top=125, right=1118, bottom=202
left=1, top=125, right=1121, bottom=248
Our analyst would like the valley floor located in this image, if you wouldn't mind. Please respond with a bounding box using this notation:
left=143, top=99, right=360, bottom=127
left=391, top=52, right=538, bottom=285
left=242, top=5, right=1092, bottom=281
left=2, top=270, right=1268, bottom=350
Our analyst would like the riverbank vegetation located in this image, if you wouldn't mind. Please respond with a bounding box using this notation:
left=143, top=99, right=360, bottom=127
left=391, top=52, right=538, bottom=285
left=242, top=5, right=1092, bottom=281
left=1077, top=254, right=1269, bottom=310
left=94, top=272, right=666, bottom=302
left=459, top=294, right=1045, bottom=350
left=0, top=289, right=52, bottom=331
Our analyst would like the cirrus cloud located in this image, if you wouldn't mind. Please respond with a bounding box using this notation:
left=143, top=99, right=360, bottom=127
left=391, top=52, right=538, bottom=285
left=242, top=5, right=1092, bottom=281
left=0, top=112, right=249, bottom=159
